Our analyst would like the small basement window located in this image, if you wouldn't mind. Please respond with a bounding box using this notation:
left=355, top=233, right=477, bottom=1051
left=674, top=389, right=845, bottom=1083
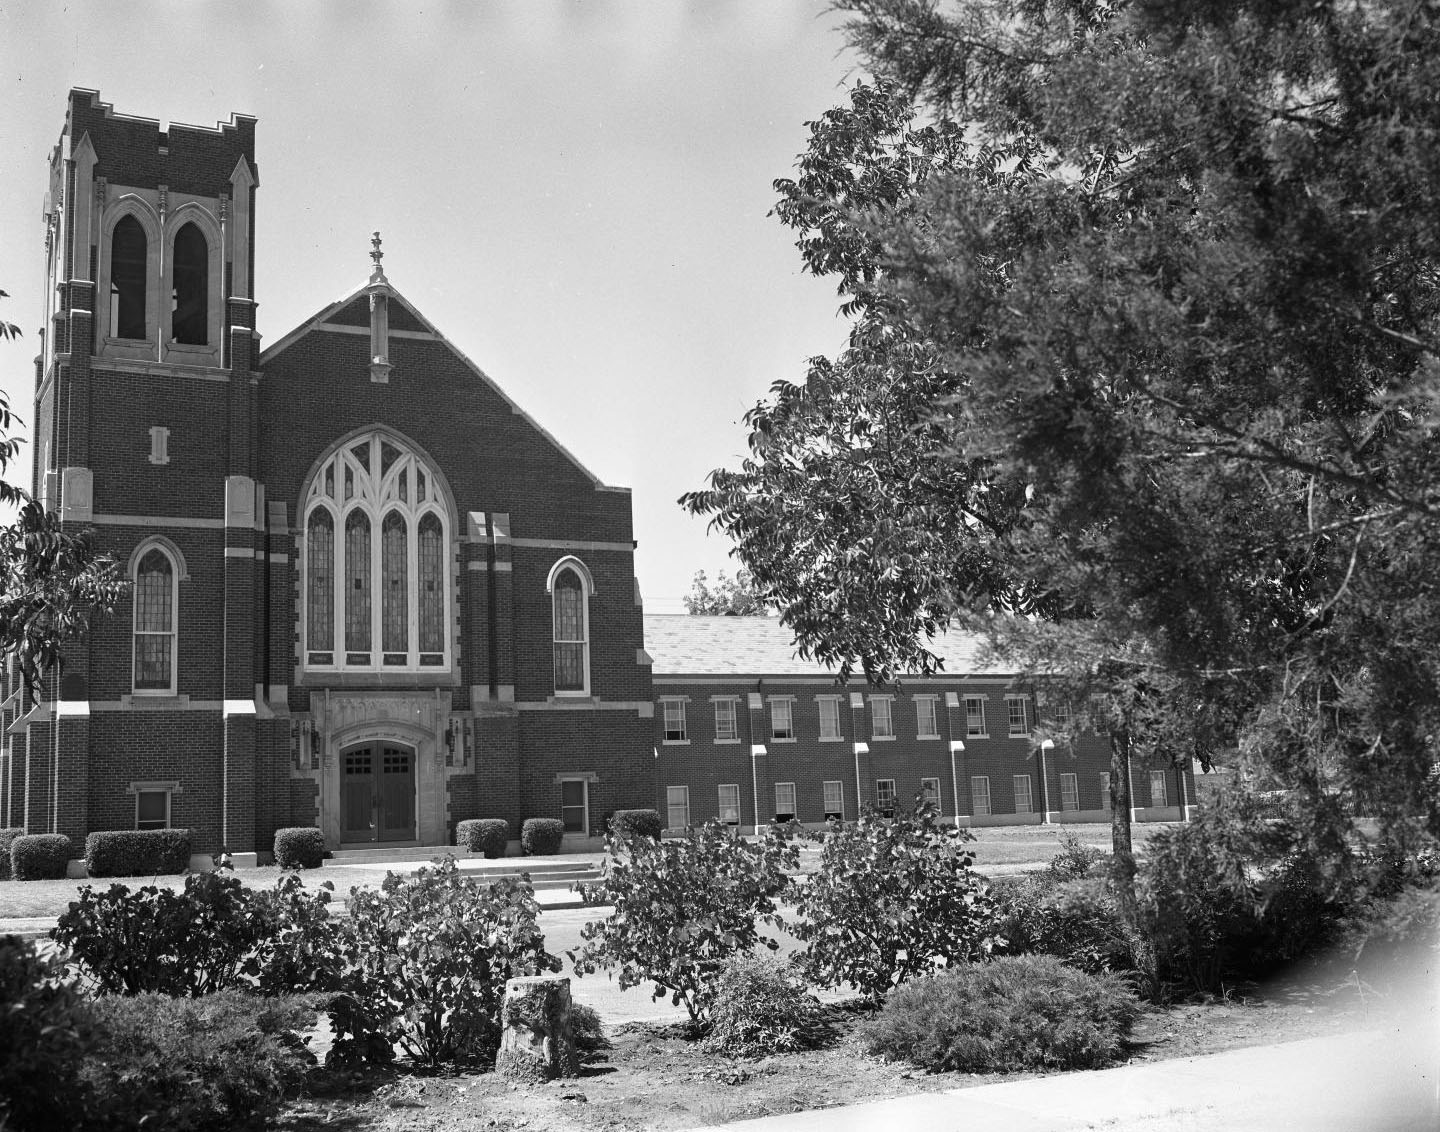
left=136, top=789, right=170, bottom=830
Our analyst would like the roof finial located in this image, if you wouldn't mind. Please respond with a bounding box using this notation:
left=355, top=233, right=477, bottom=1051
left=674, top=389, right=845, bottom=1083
left=369, top=230, right=388, bottom=285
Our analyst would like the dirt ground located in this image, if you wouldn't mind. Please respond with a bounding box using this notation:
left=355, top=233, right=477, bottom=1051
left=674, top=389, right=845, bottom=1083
left=272, top=965, right=1377, bottom=1132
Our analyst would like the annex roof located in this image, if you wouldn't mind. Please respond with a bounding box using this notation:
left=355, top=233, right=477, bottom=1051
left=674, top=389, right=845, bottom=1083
left=643, top=614, right=1001, bottom=679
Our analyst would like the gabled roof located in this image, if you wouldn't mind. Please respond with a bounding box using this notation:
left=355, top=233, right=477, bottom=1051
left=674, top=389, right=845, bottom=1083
left=259, top=280, right=624, bottom=492
left=643, top=614, right=998, bottom=679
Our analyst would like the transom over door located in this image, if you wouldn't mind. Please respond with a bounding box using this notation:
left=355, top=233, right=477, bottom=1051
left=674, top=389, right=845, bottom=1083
left=340, top=742, right=416, bottom=842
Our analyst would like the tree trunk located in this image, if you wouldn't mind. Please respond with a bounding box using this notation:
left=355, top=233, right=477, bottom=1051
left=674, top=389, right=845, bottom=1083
left=495, top=975, right=580, bottom=1083
left=1109, top=728, right=1137, bottom=922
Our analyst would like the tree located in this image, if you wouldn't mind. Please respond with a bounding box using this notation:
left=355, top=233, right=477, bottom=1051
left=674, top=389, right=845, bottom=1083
left=0, top=291, right=125, bottom=693
left=685, top=0, right=1440, bottom=888
left=682, top=567, right=767, bottom=615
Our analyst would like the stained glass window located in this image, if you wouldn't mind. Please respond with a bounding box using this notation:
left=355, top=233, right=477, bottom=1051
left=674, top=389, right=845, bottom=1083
left=344, top=511, right=372, bottom=653
left=133, top=548, right=174, bottom=690
left=553, top=568, right=586, bottom=692
left=418, top=513, right=444, bottom=654
left=306, top=508, right=334, bottom=654
left=381, top=511, right=407, bottom=653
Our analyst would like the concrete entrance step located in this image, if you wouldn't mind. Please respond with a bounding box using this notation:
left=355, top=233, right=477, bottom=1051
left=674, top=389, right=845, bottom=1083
left=329, top=846, right=587, bottom=870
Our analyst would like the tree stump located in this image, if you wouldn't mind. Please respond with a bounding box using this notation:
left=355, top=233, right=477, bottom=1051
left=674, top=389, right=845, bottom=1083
left=494, top=974, right=580, bottom=1082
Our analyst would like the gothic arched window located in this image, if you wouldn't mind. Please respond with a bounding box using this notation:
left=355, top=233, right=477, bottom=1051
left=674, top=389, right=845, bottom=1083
left=133, top=544, right=178, bottom=693
left=303, top=433, right=451, bottom=671
left=548, top=557, right=593, bottom=695
left=111, top=215, right=148, bottom=340
left=171, top=222, right=208, bottom=344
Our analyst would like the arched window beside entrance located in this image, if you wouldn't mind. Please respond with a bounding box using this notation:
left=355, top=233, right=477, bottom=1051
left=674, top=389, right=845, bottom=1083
left=131, top=540, right=182, bottom=694
left=303, top=432, right=452, bottom=672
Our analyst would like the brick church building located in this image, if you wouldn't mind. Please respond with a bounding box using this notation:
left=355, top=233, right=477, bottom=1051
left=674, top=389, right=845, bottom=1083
left=1, top=91, right=1192, bottom=865
left=1, top=90, right=657, bottom=862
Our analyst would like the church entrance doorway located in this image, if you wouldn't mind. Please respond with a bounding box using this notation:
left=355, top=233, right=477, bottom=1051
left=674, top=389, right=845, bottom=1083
left=340, top=742, right=417, bottom=842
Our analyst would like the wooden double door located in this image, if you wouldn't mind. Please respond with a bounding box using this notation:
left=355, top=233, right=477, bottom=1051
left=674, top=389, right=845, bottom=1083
left=341, top=742, right=416, bottom=842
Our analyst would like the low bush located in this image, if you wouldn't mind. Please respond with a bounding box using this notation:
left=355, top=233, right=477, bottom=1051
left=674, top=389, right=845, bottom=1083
left=706, top=954, right=822, bottom=1058
left=570, top=1001, right=610, bottom=1052
left=864, top=955, right=1141, bottom=1073
left=792, top=807, right=997, bottom=1002
left=80, top=990, right=317, bottom=1131
left=521, top=817, right=565, bottom=856
left=993, top=874, right=1137, bottom=977
left=1044, top=832, right=1108, bottom=882
left=571, top=821, right=798, bottom=1025
left=11, top=833, right=72, bottom=880
left=0, top=935, right=94, bottom=1131
left=609, top=809, right=663, bottom=841
left=328, top=857, right=559, bottom=1069
left=84, top=828, right=192, bottom=878
left=0, top=827, right=24, bottom=880
left=54, top=870, right=340, bottom=998
left=457, top=818, right=510, bottom=859
left=273, top=826, right=326, bottom=869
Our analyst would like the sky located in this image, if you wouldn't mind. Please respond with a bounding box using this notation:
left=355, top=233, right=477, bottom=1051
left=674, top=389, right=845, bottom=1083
left=0, top=0, right=862, bottom=612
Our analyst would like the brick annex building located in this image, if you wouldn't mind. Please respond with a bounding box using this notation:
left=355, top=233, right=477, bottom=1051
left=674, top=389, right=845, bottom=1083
left=1, top=92, right=1192, bottom=863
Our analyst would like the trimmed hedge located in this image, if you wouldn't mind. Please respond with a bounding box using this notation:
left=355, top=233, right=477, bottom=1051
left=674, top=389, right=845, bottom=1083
left=85, top=828, right=192, bottom=878
left=521, top=818, right=565, bottom=856
left=457, top=818, right=509, bottom=859
left=0, top=828, right=23, bottom=881
left=864, top=955, right=1141, bottom=1073
left=273, top=827, right=326, bottom=870
left=610, top=809, right=663, bottom=841
left=11, top=834, right=72, bottom=881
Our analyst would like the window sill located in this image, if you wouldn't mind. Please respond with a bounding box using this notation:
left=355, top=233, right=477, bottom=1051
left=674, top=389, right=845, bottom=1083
left=714, top=738, right=741, bottom=745
left=966, top=733, right=990, bottom=740
left=917, top=733, right=941, bottom=741
left=870, top=735, right=896, bottom=742
left=662, top=739, right=690, bottom=746
left=296, top=669, right=460, bottom=689
left=769, top=737, right=796, bottom=744
left=818, top=735, right=844, bottom=743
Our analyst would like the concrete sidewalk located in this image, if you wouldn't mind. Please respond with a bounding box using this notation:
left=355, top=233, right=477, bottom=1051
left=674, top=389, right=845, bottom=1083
left=683, top=1027, right=1439, bottom=1132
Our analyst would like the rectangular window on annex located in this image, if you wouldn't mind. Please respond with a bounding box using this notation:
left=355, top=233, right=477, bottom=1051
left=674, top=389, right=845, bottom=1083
left=871, top=697, right=894, bottom=740
left=714, top=698, right=738, bottom=742
left=1150, top=770, right=1168, bottom=807
left=770, top=698, right=794, bottom=741
left=965, top=696, right=987, bottom=737
left=1013, top=774, right=1033, bottom=814
left=662, top=699, right=687, bottom=742
left=920, top=777, right=941, bottom=809
left=1100, top=772, right=1112, bottom=811
left=971, top=776, right=992, bottom=816
left=915, top=696, right=939, bottom=739
left=136, top=789, right=169, bottom=831
left=718, top=783, right=741, bottom=825
left=818, top=697, right=841, bottom=740
left=875, top=778, right=896, bottom=815
left=1006, top=696, right=1029, bottom=737
left=823, top=779, right=844, bottom=820
left=561, top=779, right=588, bottom=834
left=1061, top=773, right=1080, bottom=811
left=666, top=785, right=690, bottom=830
left=774, top=782, right=797, bottom=822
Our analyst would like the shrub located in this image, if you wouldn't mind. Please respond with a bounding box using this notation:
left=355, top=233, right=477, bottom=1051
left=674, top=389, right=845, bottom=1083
left=328, top=856, right=559, bottom=1069
left=0, top=935, right=94, bottom=1130
left=706, top=954, right=822, bottom=1058
left=80, top=990, right=317, bottom=1131
left=993, top=874, right=1137, bottom=977
left=609, top=809, right=663, bottom=841
left=85, top=828, right=192, bottom=877
left=1044, top=832, right=1108, bottom=882
left=521, top=817, right=565, bottom=856
left=792, top=807, right=998, bottom=1002
left=11, top=833, right=72, bottom=880
left=571, top=821, right=798, bottom=1025
left=54, top=870, right=340, bottom=998
left=0, top=827, right=23, bottom=880
left=273, top=826, right=326, bottom=869
left=457, top=818, right=509, bottom=859
left=570, top=1001, right=610, bottom=1052
left=864, top=955, right=1141, bottom=1073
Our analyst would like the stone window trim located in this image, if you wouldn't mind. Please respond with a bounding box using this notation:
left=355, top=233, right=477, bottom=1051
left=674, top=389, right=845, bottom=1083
left=129, top=537, right=186, bottom=697
left=161, top=203, right=224, bottom=360
left=148, top=425, right=170, bottom=465
left=127, top=779, right=183, bottom=831
left=767, top=695, right=796, bottom=742
left=711, top=696, right=740, bottom=744
left=97, top=195, right=161, bottom=352
left=964, top=694, right=989, bottom=738
left=299, top=429, right=457, bottom=677
left=660, top=696, right=689, bottom=744
left=869, top=694, right=895, bottom=741
left=914, top=694, right=941, bottom=740
left=547, top=555, right=595, bottom=697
